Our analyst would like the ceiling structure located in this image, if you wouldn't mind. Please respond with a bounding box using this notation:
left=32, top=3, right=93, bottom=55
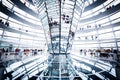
left=32, top=0, right=85, bottom=54
left=0, top=0, right=120, bottom=53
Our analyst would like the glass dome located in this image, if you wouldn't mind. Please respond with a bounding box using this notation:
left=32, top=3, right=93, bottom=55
left=0, top=0, right=120, bottom=80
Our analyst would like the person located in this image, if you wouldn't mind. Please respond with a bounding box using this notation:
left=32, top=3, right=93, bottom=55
left=34, top=49, right=37, bottom=56
left=0, top=49, right=2, bottom=60
left=6, top=48, right=9, bottom=52
left=23, top=2, right=26, bottom=5
left=0, top=19, right=2, bottom=23
left=91, top=35, right=93, bottom=40
left=113, top=49, right=118, bottom=54
left=85, top=36, right=87, bottom=40
left=84, top=49, right=87, bottom=56
left=80, top=49, right=82, bottom=55
left=40, top=49, right=43, bottom=53
left=5, top=22, right=9, bottom=26
left=2, top=48, right=6, bottom=53
left=62, top=14, right=65, bottom=20
left=71, top=32, right=74, bottom=39
left=113, top=49, right=118, bottom=60
left=15, top=48, right=20, bottom=52
left=53, top=21, right=58, bottom=25
left=25, top=49, right=29, bottom=56
left=15, top=48, right=20, bottom=59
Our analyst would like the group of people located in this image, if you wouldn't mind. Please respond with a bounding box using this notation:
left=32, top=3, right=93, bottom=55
left=0, top=48, right=44, bottom=61
left=79, top=49, right=100, bottom=57
left=62, top=14, right=71, bottom=24
left=0, top=19, right=9, bottom=27
left=48, top=18, right=59, bottom=27
left=22, top=49, right=43, bottom=56
left=0, top=48, right=12, bottom=61
left=85, top=35, right=98, bottom=40
left=79, top=48, right=119, bottom=59
left=79, top=24, right=102, bottom=31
